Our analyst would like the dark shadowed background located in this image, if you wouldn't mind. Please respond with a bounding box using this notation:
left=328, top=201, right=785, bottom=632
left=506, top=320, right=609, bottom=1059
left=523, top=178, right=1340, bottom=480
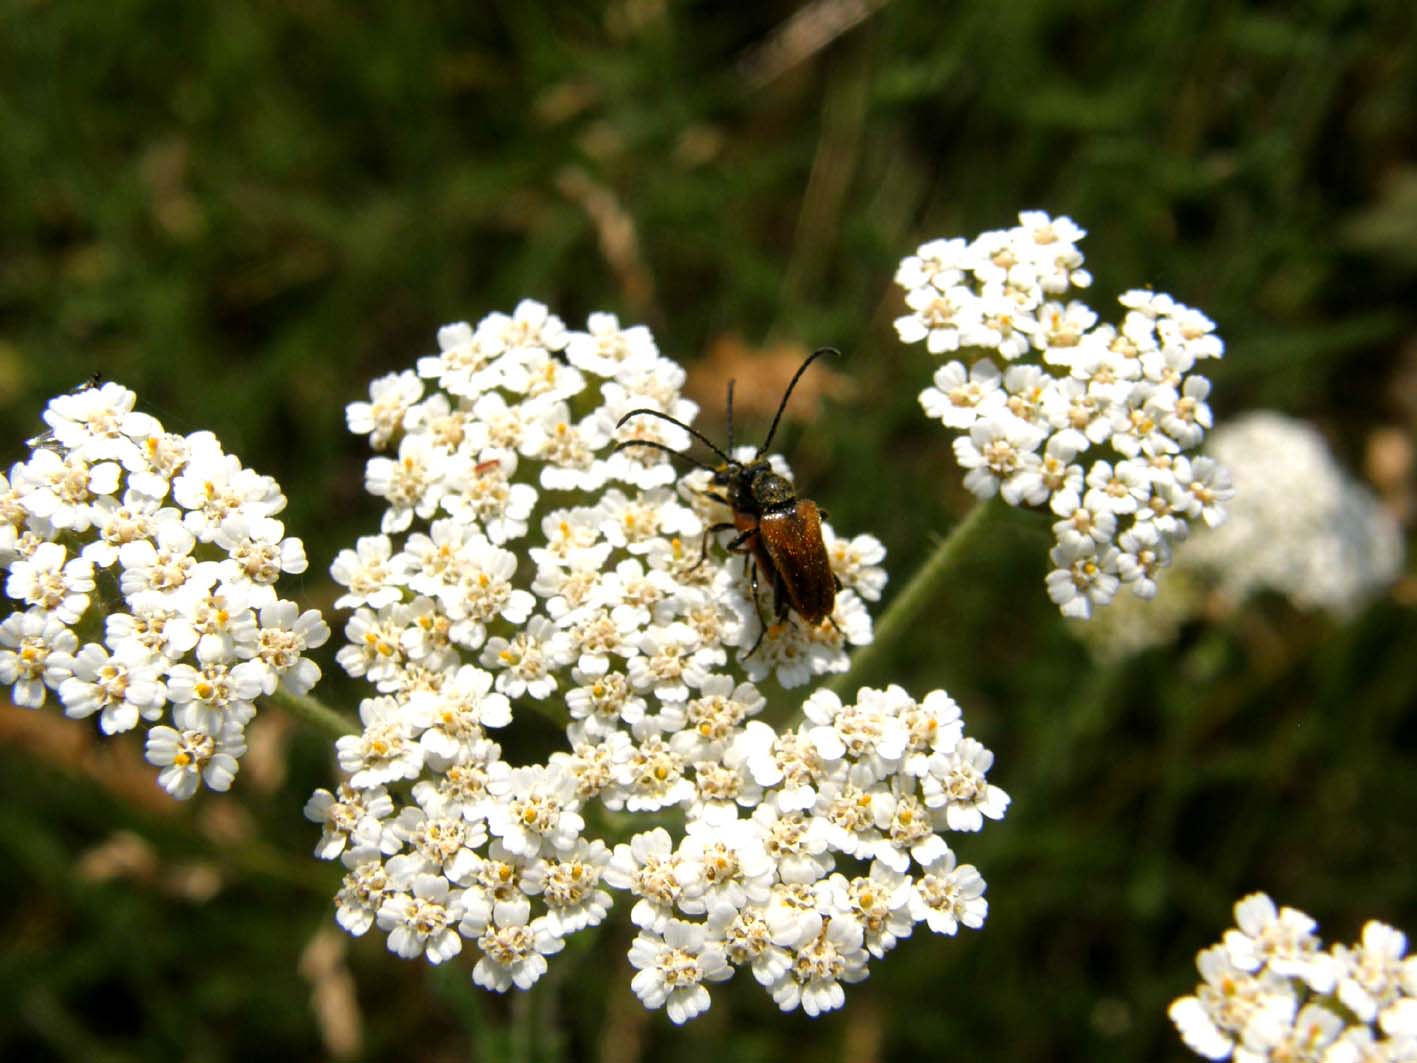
left=2, top=2, right=1415, bottom=1060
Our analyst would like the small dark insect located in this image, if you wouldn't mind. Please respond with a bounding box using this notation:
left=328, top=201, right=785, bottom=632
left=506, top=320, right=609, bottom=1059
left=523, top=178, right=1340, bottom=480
left=613, top=346, right=841, bottom=656
left=25, top=374, right=106, bottom=451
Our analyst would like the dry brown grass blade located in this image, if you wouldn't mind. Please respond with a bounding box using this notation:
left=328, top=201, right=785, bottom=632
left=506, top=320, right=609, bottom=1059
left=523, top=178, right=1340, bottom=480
left=737, top=0, right=889, bottom=91
left=687, top=333, right=852, bottom=428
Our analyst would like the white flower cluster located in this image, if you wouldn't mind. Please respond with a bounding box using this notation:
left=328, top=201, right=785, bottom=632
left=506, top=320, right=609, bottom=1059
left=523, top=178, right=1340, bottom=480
left=0, top=381, right=329, bottom=798
left=309, top=301, right=1007, bottom=1021
left=1171, top=893, right=1417, bottom=1063
left=1182, top=412, right=1403, bottom=616
left=894, top=211, right=1234, bottom=619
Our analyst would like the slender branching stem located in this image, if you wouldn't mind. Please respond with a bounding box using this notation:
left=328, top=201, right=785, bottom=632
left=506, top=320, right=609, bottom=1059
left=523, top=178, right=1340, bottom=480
left=267, top=687, right=359, bottom=737
left=828, top=496, right=1006, bottom=697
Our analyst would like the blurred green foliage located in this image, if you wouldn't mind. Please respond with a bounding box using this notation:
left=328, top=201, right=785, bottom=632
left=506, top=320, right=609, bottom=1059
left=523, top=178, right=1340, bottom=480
left=1, top=1, right=1415, bottom=1060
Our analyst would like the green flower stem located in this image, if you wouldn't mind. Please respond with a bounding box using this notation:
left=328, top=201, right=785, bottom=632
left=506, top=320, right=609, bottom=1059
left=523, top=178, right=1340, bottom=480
left=267, top=688, right=360, bottom=737
left=827, top=496, right=1007, bottom=697
left=508, top=988, right=534, bottom=1063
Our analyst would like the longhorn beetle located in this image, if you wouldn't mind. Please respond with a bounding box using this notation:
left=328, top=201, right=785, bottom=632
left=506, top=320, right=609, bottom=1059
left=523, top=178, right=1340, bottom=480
left=613, top=346, right=840, bottom=656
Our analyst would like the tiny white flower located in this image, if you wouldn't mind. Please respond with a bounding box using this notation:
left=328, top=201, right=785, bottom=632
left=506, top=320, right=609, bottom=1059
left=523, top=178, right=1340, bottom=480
left=304, top=782, right=399, bottom=859
left=603, top=827, right=684, bottom=931
left=336, top=696, right=426, bottom=788
left=484, top=765, right=584, bottom=858
left=1334, top=920, right=1412, bottom=1024
left=835, top=866, right=915, bottom=958
left=520, top=838, right=613, bottom=935
left=565, top=312, right=659, bottom=378
left=145, top=721, right=247, bottom=799
left=918, top=359, right=1006, bottom=430
left=895, top=237, right=970, bottom=291
left=895, top=283, right=982, bottom=355
left=346, top=370, right=425, bottom=450
left=628, top=919, right=732, bottom=1024
left=364, top=433, right=448, bottom=534
left=770, top=915, right=869, bottom=1018
left=910, top=849, right=988, bottom=935
left=1051, top=496, right=1119, bottom=551
left=377, top=873, right=465, bottom=964
left=0, top=609, right=79, bottom=708
left=6, top=541, right=95, bottom=624
left=334, top=850, right=396, bottom=937
left=1084, top=458, right=1151, bottom=517
left=213, top=514, right=308, bottom=604
left=479, top=615, right=574, bottom=700
left=627, top=622, right=720, bottom=704
left=253, top=600, right=330, bottom=695
left=117, top=516, right=219, bottom=610
left=753, top=802, right=834, bottom=885
left=1115, top=521, right=1171, bottom=599
left=13, top=448, right=119, bottom=532
left=1173, top=454, right=1234, bottom=529
left=472, top=911, right=565, bottom=992
left=952, top=417, right=1047, bottom=503
left=171, top=436, right=285, bottom=541
left=166, top=658, right=265, bottom=735
left=1224, top=893, right=1335, bottom=992
left=331, top=535, right=403, bottom=610
left=822, top=528, right=887, bottom=603
left=58, top=642, right=166, bottom=735
left=923, top=737, right=1010, bottom=831
left=1046, top=536, right=1121, bottom=619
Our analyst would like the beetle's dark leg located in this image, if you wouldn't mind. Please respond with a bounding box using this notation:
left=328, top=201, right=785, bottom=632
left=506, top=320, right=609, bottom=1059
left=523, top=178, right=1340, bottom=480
left=696, top=521, right=737, bottom=569
left=744, top=557, right=771, bottom=658
left=772, top=566, right=791, bottom=624
left=725, top=528, right=755, bottom=553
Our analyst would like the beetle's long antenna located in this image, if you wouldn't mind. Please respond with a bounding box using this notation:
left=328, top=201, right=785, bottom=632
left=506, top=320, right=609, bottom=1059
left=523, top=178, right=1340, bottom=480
left=725, top=380, right=736, bottom=456
left=611, top=438, right=719, bottom=472
left=756, top=346, right=840, bottom=456
left=616, top=408, right=733, bottom=465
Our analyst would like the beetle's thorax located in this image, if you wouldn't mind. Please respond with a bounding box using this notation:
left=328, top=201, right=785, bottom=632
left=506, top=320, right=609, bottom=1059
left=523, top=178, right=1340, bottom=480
left=713, top=457, right=798, bottom=515
left=743, top=460, right=796, bottom=513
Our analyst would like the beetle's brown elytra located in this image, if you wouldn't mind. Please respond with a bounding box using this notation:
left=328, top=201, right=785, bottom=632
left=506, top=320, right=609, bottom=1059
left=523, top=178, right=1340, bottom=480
left=613, top=346, right=840, bottom=656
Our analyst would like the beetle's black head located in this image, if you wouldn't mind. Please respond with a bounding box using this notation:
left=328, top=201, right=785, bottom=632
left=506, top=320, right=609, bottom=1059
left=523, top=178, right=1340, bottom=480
left=710, top=459, right=751, bottom=511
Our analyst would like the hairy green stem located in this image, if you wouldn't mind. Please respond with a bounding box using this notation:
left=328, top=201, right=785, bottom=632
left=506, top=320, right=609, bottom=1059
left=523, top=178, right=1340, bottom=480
left=827, top=496, right=1006, bottom=697
left=267, top=687, right=359, bottom=737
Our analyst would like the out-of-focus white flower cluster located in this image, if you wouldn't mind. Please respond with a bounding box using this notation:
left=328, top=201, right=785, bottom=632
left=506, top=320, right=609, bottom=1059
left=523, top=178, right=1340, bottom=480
left=894, top=211, right=1234, bottom=619
left=1074, top=411, right=1404, bottom=661
left=308, top=301, right=1008, bottom=1022
left=1183, top=412, right=1404, bottom=617
left=0, top=381, right=329, bottom=798
left=1171, top=892, right=1417, bottom=1063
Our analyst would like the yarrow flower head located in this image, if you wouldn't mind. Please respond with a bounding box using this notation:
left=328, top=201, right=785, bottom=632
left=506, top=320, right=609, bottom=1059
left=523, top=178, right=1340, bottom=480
left=1170, top=892, right=1417, bottom=1062
left=0, top=380, right=329, bottom=798
left=310, top=301, right=1007, bottom=1021
left=896, top=212, right=1234, bottom=619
